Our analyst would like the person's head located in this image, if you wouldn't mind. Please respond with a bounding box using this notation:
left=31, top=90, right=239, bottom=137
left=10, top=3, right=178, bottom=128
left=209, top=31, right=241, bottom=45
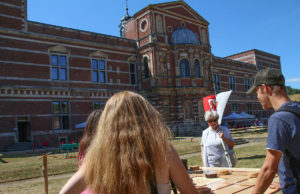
left=247, top=68, right=287, bottom=110
left=78, top=109, right=102, bottom=156
left=204, top=110, right=219, bottom=130
left=83, top=91, right=172, bottom=194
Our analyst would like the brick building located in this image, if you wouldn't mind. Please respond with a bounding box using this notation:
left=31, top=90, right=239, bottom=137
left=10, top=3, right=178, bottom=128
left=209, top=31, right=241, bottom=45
left=0, top=0, right=281, bottom=149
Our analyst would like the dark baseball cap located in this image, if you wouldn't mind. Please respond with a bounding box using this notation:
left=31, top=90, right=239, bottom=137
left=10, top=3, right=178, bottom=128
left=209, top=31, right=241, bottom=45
left=246, top=68, right=285, bottom=94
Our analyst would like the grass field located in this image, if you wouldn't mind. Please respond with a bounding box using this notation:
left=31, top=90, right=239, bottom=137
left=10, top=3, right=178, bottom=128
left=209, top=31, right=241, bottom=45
left=0, top=133, right=268, bottom=193
left=0, top=151, right=78, bottom=183
left=289, top=94, right=300, bottom=102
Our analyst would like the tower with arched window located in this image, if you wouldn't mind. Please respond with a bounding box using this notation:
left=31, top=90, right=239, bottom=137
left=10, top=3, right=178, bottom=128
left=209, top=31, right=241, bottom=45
left=123, top=1, right=214, bottom=135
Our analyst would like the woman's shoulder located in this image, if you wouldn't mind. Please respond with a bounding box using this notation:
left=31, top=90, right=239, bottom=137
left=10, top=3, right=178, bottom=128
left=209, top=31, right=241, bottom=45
left=201, top=128, right=208, bottom=136
left=203, top=127, right=210, bottom=133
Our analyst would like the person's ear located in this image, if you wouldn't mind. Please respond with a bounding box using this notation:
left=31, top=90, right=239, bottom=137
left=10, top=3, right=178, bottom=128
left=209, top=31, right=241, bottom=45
left=262, top=84, right=272, bottom=95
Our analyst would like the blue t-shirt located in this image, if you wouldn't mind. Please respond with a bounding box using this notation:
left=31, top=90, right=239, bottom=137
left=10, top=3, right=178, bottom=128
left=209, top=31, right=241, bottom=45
left=266, top=102, right=300, bottom=193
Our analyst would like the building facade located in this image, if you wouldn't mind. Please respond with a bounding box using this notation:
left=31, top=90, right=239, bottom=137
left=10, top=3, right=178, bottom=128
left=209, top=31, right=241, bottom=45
left=0, top=0, right=280, bottom=149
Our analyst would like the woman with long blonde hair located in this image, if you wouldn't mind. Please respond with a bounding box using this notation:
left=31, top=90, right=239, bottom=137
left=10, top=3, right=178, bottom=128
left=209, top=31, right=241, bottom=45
left=60, top=91, right=198, bottom=194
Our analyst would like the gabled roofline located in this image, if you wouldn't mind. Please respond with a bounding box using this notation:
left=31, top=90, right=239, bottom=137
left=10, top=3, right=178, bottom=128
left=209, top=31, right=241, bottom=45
left=133, top=1, right=209, bottom=25
left=226, top=49, right=280, bottom=58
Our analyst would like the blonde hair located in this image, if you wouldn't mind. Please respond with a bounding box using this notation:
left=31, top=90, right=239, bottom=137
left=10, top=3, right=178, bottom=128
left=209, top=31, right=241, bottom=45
left=83, top=91, right=172, bottom=194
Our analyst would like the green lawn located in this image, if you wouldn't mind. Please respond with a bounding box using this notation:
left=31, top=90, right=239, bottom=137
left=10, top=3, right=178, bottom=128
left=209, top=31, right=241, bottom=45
left=0, top=135, right=268, bottom=193
left=0, top=151, right=78, bottom=183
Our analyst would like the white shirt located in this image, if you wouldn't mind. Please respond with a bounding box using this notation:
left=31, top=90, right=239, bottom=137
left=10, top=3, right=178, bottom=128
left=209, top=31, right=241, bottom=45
left=201, top=126, right=234, bottom=167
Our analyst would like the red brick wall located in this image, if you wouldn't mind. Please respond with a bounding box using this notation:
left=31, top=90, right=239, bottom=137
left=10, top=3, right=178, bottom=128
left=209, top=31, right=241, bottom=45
left=30, top=116, right=52, bottom=131
left=0, top=0, right=25, bottom=30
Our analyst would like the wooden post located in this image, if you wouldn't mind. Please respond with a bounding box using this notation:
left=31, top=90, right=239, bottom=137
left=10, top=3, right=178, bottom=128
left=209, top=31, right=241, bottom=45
left=43, top=155, right=48, bottom=194
left=39, top=152, right=51, bottom=194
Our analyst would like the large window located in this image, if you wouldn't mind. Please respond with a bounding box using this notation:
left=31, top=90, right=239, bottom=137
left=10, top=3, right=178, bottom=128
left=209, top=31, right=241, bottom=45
left=93, top=101, right=105, bottom=110
left=92, top=59, right=106, bottom=83
left=52, top=101, right=69, bottom=130
left=229, top=75, right=236, bottom=91
left=180, top=59, right=190, bottom=78
left=198, top=101, right=204, bottom=119
left=262, top=111, right=267, bottom=119
left=247, top=104, right=252, bottom=114
left=130, top=63, right=136, bottom=84
left=244, top=78, right=250, bottom=91
left=144, top=57, right=150, bottom=79
left=183, top=102, right=193, bottom=119
left=194, top=59, right=201, bottom=77
left=214, top=74, right=220, bottom=91
left=232, top=104, right=238, bottom=112
left=257, top=60, right=262, bottom=70
left=51, top=55, right=67, bottom=80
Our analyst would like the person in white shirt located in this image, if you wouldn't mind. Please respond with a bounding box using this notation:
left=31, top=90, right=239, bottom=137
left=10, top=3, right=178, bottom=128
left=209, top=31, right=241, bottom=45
left=201, top=110, right=235, bottom=167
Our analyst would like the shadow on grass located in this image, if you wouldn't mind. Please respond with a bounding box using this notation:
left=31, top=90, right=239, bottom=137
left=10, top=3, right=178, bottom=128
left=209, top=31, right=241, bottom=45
left=0, top=158, right=8, bottom=163
left=237, top=155, right=266, bottom=160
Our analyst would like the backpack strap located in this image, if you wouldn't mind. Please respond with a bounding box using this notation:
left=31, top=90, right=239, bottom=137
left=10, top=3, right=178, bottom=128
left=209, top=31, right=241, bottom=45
left=276, top=104, right=300, bottom=118
left=276, top=103, right=300, bottom=191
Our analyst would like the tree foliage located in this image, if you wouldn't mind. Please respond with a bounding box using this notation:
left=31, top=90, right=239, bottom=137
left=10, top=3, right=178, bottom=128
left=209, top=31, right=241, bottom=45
left=286, top=86, right=300, bottom=95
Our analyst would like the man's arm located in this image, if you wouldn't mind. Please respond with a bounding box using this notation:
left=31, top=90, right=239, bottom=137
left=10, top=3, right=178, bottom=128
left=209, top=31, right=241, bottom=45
left=252, top=149, right=282, bottom=194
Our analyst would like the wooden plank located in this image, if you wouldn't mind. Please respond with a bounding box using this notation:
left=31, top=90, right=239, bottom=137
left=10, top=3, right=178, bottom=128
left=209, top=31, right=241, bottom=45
left=188, top=167, right=281, bottom=193
left=214, top=184, right=252, bottom=194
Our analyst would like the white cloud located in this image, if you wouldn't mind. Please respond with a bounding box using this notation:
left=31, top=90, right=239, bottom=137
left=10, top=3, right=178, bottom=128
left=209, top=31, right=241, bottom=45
left=286, top=78, right=300, bottom=83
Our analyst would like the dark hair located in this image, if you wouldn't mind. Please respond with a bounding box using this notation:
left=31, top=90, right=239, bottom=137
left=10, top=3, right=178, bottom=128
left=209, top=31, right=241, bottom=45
left=78, top=109, right=102, bottom=157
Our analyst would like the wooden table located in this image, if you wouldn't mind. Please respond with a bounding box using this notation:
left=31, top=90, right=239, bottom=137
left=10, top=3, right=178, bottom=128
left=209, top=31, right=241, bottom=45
left=187, top=167, right=280, bottom=194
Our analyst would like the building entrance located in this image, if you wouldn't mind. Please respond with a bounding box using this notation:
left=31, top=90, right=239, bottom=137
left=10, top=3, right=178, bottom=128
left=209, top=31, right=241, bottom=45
left=18, top=122, right=31, bottom=142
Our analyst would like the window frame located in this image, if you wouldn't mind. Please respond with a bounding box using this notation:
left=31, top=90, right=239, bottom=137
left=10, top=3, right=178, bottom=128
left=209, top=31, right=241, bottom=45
left=247, top=104, right=252, bottom=115
left=232, top=104, right=238, bottom=112
left=129, top=63, right=136, bottom=85
left=144, top=57, right=150, bottom=79
left=262, top=111, right=267, bottom=119
left=179, top=59, right=190, bottom=78
left=194, top=59, right=201, bottom=78
left=257, top=60, right=262, bottom=70
left=244, top=78, right=250, bottom=91
left=50, top=54, right=68, bottom=81
left=91, top=58, right=107, bottom=83
left=214, top=74, right=220, bottom=91
left=93, top=101, right=105, bottom=110
left=52, top=101, right=70, bottom=130
left=183, top=101, right=193, bottom=120
left=229, top=75, right=236, bottom=91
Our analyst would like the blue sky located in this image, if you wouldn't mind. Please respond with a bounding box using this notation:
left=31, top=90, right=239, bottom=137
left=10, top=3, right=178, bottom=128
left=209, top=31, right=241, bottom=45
left=28, top=0, right=300, bottom=89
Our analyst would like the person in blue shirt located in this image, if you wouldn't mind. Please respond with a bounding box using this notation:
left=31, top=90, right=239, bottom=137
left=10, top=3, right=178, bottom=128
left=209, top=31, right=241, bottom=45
left=247, top=68, right=300, bottom=194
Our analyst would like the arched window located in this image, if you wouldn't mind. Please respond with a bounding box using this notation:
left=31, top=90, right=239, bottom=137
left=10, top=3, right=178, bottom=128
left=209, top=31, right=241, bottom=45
left=201, top=28, right=208, bottom=44
left=144, top=57, right=150, bottom=78
left=156, top=15, right=163, bottom=33
left=179, top=59, right=190, bottom=78
left=194, top=59, right=201, bottom=77
left=184, top=102, right=193, bottom=119
left=198, top=100, right=204, bottom=119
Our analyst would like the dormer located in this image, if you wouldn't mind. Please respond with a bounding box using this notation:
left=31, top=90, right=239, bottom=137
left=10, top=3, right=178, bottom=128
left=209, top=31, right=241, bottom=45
left=124, top=1, right=210, bottom=48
